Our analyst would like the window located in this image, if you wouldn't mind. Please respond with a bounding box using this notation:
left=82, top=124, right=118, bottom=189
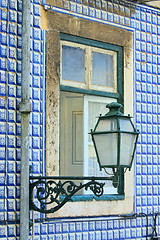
left=45, top=11, right=134, bottom=217
left=60, top=35, right=124, bottom=197
left=61, top=40, right=117, bottom=93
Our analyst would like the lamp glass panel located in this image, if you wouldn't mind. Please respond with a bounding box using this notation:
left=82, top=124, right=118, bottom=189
left=93, top=133, right=118, bottom=167
left=119, top=118, right=134, bottom=132
left=95, top=118, right=117, bottom=132
left=120, top=133, right=136, bottom=166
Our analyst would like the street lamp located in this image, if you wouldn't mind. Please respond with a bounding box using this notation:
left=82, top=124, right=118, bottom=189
left=29, top=102, right=139, bottom=214
left=90, top=102, right=139, bottom=171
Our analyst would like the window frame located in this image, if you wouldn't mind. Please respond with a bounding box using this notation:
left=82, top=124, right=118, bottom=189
left=60, top=34, right=125, bottom=200
left=61, top=38, right=118, bottom=93
left=60, top=33, right=124, bottom=104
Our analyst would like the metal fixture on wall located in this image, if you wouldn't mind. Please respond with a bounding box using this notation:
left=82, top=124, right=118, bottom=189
left=29, top=102, right=139, bottom=214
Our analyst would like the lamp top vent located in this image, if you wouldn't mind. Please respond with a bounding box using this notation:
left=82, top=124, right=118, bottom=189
left=105, top=102, right=123, bottom=117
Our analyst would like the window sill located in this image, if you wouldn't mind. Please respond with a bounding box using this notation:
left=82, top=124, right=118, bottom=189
left=61, top=194, right=125, bottom=202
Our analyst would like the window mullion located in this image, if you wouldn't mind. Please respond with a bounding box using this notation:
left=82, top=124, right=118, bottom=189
left=85, top=46, right=91, bottom=90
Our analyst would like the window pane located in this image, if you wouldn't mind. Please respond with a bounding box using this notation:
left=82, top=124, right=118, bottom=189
left=87, top=100, right=118, bottom=194
left=92, top=51, right=115, bottom=87
left=62, top=45, right=85, bottom=83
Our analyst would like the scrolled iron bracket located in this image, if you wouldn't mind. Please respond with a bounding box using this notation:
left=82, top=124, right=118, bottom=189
left=29, top=176, right=114, bottom=214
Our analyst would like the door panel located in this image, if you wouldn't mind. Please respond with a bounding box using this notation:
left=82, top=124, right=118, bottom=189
left=60, top=92, right=83, bottom=176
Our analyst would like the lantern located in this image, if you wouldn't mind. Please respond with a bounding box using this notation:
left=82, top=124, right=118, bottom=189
left=90, top=102, right=139, bottom=170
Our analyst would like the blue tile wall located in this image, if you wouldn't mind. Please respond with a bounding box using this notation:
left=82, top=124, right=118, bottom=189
left=1, top=0, right=160, bottom=239
left=0, top=0, right=46, bottom=237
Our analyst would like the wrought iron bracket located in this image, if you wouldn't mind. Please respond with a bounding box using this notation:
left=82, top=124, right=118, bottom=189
left=29, top=176, right=114, bottom=214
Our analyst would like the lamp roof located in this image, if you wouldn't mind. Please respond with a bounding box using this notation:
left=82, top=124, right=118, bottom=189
left=105, top=102, right=124, bottom=117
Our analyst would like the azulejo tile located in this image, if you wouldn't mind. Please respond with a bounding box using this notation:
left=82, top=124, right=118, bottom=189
left=152, top=25, right=157, bottom=34
left=40, top=224, right=48, bottom=235
left=0, top=161, right=5, bottom=174
left=0, top=147, right=6, bottom=160
left=33, top=40, right=41, bottom=52
left=32, top=162, right=41, bottom=173
left=0, top=45, right=7, bottom=58
left=32, top=149, right=40, bottom=161
left=32, top=125, right=40, bottom=137
left=32, top=52, right=41, bottom=64
left=32, top=100, right=41, bottom=112
left=17, top=24, right=22, bottom=36
left=0, top=122, right=6, bottom=134
left=0, top=59, right=7, bottom=71
left=7, top=187, right=15, bottom=199
left=9, top=0, right=17, bottom=10
left=55, top=223, right=62, bottom=234
left=32, top=112, right=42, bottom=124
left=17, top=12, right=22, bottom=24
left=7, top=199, right=16, bottom=211
left=7, top=162, right=15, bottom=173
left=9, top=10, right=17, bottom=22
left=33, top=4, right=40, bottom=16
left=7, top=225, right=16, bottom=237
left=17, top=36, right=22, bottom=48
left=48, top=224, right=55, bottom=234
left=54, top=234, right=62, bottom=240
left=16, top=161, right=20, bottom=173
left=17, top=0, right=22, bottom=11
left=0, top=135, right=5, bottom=147
left=0, top=0, right=7, bottom=8
left=32, top=28, right=41, bottom=40
left=82, top=222, right=88, bottom=231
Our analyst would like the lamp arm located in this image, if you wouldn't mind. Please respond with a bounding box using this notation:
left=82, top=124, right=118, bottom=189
left=29, top=176, right=114, bottom=214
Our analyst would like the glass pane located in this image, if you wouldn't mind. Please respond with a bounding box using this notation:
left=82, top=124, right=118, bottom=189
left=87, top=101, right=108, bottom=178
left=88, top=101, right=109, bottom=142
left=92, top=51, right=115, bottom=87
left=93, top=133, right=118, bottom=167
left=96, top=119, right=117, bottom=132
left=119, top=118, right=134, bottom=132
left=87, top=100, right=118, bottom=194
left=120, top=133, right=136, bottom=166
left=62, top=45, right=85, bottom=83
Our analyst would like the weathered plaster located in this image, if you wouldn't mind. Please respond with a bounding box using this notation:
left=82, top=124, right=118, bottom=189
left=146, top=1, right=160, bottom=8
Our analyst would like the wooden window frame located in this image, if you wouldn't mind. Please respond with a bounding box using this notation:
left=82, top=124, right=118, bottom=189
left=60, top=35, right=124, bottom=200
